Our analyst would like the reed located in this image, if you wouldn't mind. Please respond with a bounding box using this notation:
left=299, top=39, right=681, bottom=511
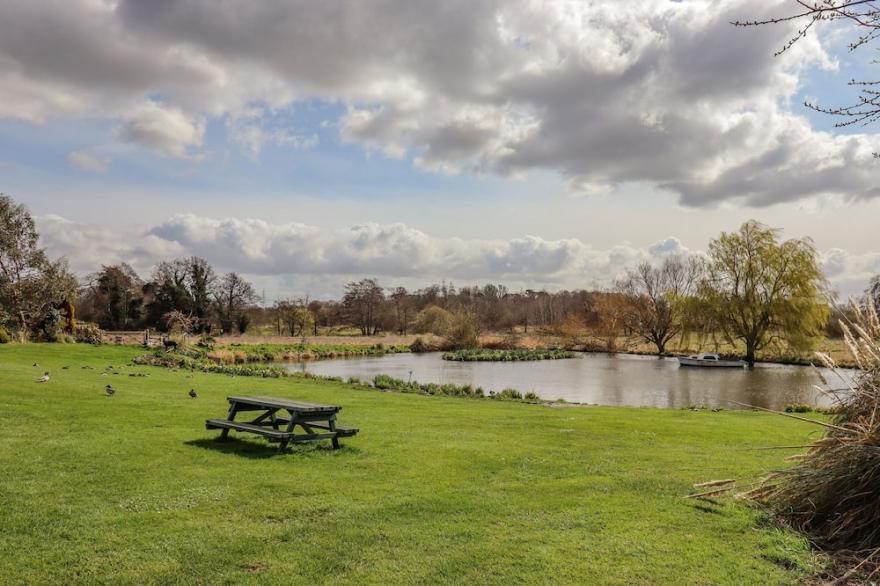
left=748, top=297, right=880, bottom=573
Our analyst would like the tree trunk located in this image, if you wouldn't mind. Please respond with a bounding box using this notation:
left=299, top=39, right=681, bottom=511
left=745, top=340, right=756, bottom=367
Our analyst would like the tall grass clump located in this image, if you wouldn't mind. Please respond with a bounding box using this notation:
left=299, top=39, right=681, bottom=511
left=747, top=297, right=880, bottom=569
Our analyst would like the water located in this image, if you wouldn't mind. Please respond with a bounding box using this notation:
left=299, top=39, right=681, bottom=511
left=280, top=352, right=853, bottom=410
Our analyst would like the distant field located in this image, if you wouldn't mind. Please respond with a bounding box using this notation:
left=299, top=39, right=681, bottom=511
left=0, top=343, right=823, bottom=584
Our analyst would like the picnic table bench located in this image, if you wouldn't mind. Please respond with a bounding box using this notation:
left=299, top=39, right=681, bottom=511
left=206, top=396, right=358, bottom=450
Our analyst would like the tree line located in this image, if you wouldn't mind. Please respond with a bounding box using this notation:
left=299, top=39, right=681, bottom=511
left=2, top=193, right=876, bottom=364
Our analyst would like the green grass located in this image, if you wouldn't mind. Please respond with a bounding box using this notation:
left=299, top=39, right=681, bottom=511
left=443, top=348, right=576, bottom=361
left=0, top=344, right=823, bottom=584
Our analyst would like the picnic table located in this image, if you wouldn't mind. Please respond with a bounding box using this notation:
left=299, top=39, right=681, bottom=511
left=205, top=396, right=358, bottom=450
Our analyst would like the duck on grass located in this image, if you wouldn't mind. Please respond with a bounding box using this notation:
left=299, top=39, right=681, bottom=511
left=442, top=348, right=576, bottom=361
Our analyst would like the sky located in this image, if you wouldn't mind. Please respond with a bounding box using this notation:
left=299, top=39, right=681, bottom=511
left=1, top=0, right=879, bottom=301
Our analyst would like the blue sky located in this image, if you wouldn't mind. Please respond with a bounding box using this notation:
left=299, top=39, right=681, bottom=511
left=1, top=0, right=879, bottom=299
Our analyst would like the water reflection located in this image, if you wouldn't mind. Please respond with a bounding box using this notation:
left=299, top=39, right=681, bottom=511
left=282, top=352, right=852, bottom=410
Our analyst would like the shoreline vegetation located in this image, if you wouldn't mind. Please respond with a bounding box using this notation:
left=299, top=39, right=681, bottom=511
left=442, top=348, right=576, bottom=361
left=131, top=346, right=831, bottom=414
left=134, top=348, right=547, bottom=405
left=127, top=332, right=857, bottom=368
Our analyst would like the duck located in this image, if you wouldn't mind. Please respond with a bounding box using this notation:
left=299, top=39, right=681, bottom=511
left=188, top=389, right=198, bottom=398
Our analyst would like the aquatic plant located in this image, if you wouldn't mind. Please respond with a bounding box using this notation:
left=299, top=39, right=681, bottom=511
left=442, top=348, right=576, bottom=361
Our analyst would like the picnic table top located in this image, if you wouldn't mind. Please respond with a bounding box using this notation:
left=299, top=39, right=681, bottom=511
left=226, top=395, right=342, bottom=413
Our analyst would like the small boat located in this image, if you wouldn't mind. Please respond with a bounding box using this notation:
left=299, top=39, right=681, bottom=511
left=677, top=353, right=746, bottom=368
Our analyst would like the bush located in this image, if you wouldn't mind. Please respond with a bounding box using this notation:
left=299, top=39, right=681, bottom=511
left=496, top=388, right=522, bottom=400
left=74, top=322, right=103, bottom=345
left=444, top=311, right=479, bottom=349
left=0, top=328, right=8, bottom=344
left=783, top=403, right=813, bottom=413
left=412, top=305, right=453, bottom=335
left=409, top=337, right=430, bottom=353
left=523, top=391, right=540, bottom=402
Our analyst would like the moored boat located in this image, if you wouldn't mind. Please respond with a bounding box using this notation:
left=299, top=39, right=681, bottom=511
left=677, top=353, right=746, bottom=368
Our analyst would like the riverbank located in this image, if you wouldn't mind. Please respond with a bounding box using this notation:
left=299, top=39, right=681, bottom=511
left=211, top=332, right=856, bottom=368
left=0, top=344, right=824, bottom=583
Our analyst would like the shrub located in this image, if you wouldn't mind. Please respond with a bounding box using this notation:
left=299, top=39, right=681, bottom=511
left=496, top=388, right=523, bottom=400
left=236, top=313, right=251, bottom=334
left=409, top=337, right=430, bottom=353
left=783, top=403, right=813, bottom=413
left=444, top=311, right=479, bottom=349
left=412, top=305, right=453, bottom=335
left=74, top=322, right=103, bottom=345
left=0, top=328, right=8, bottom=344
left=523, top=391, right=541, bottom=403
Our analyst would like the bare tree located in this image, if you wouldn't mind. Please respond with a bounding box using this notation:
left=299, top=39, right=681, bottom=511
left=342, top=278, right=384, bottom=335
left=213, top=272, right=257, bottom=333
left=616, top=256, right=703, bottom=355
left=390, top=286, right=411, bottom=335
left=735, top=1, right=880, bottom=127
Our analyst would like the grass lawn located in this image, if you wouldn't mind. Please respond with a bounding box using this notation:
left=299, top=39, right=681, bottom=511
left=0, top=344, right=823, bottom=584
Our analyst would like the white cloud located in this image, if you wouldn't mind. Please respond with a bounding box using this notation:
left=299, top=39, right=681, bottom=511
left=37, top=215, right=184, bottom=275
left=67, top=150, right=111, bottom=173
left=35, top=213, right=878, bottom=299
left=116, top=101, right=205, bottom=158
left=1, top=0, right=877, bottom=205
left=226, top=109, right=319, bottom=158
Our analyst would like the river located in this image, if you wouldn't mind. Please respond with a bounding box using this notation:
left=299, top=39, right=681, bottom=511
left=280, top=351, right=853, bottom=410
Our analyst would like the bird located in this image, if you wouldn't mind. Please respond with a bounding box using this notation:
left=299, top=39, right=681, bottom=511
left=62, top=366, right=70, bottom=370
left=32, top=363, right=38, bottom=368
left=36, top=372, right=49, bottom=383
left=105, top=384, right=116, bottom=396
left=188, top=389, right=198, bottom=398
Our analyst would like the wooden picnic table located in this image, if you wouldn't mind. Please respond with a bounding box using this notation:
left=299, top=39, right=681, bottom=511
left=205, top=396, right=358, bottom=450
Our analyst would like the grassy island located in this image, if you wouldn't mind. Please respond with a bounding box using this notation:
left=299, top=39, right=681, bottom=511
left=442, top=348, right=576, bottom=361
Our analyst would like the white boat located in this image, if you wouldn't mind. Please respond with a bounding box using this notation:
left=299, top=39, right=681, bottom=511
left=677, top=353, right=746, bottom=368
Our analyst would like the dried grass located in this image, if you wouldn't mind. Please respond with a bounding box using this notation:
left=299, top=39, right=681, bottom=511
left=747, top=297, right=880, bottom=575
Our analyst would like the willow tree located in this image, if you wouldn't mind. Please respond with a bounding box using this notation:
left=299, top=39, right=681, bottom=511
left=698, top=221, right=828, bottom=366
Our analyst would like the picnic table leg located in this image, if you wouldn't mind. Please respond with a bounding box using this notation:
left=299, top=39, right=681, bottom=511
left=279, top=410, right=297, bottom=451
left=220, top=402, right=238, bottom=440
left=329, top=417, right=340, bottom=450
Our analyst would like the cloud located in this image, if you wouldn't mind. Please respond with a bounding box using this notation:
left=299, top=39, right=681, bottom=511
left=1, top=0, right=877, bottom=204
left=116, top=101, right=205, bottom=158
left=35, top=213, right=878, bottom=299
left=67, top=150, right=111, bottom=173
left=226, top=108, right=319, bottom=158
left=37, top=215, right=184, bottom=275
